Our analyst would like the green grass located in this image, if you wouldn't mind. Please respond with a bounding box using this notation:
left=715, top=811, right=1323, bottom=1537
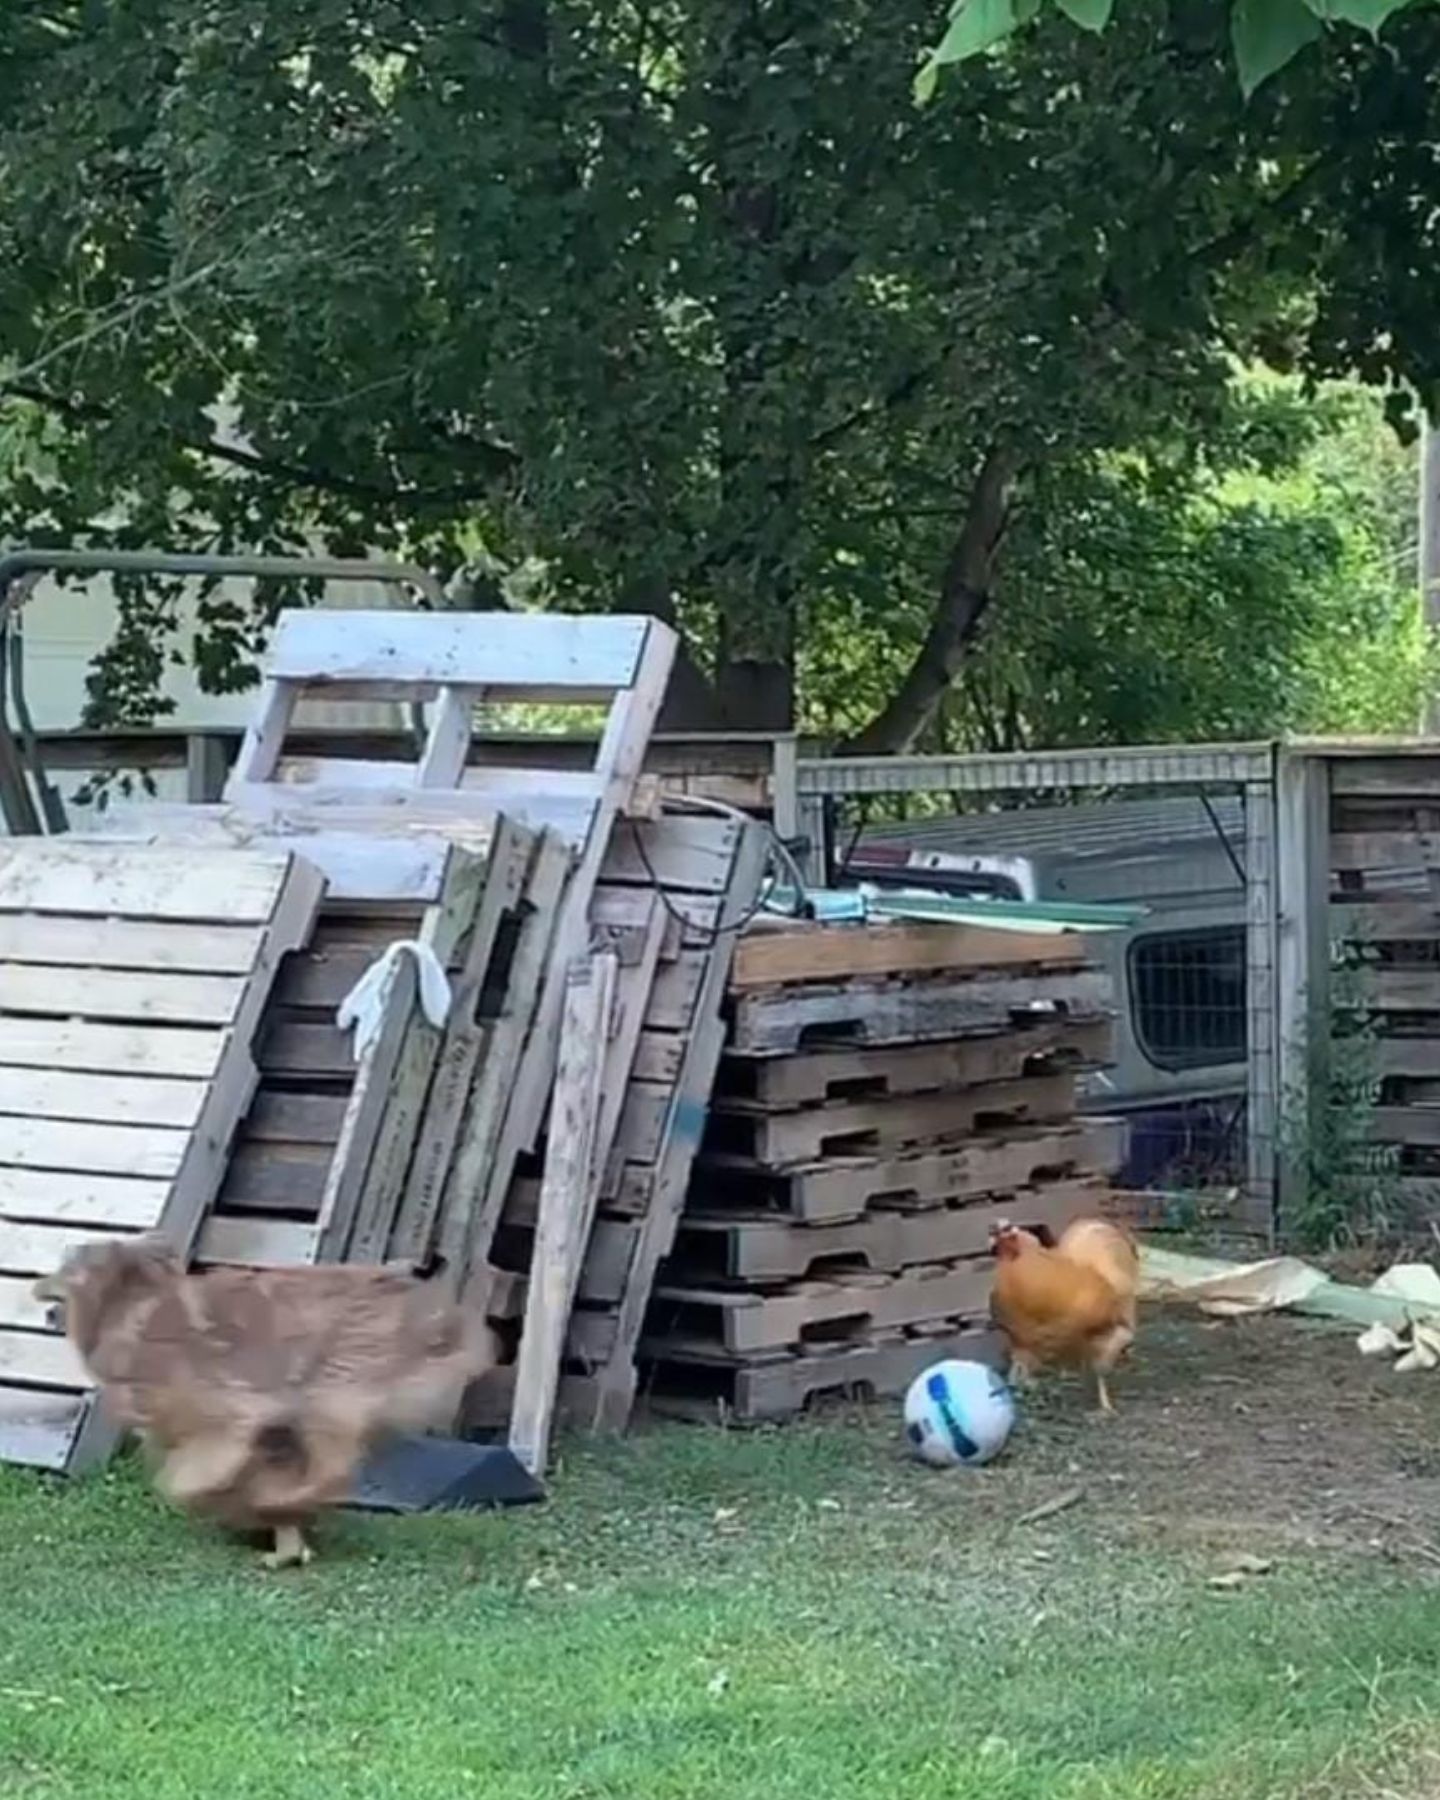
left=2, top=1414, right=1439, bottom=1800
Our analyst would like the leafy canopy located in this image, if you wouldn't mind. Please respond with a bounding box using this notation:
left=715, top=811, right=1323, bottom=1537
left=918, top=0, right=1425, bottom=101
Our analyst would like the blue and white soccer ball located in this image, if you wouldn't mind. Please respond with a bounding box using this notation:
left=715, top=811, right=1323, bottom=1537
left=903, top=1358, right=1016, bottom=1468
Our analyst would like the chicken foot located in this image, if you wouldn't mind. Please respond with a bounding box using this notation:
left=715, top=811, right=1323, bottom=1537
left=262, top=1524, right=313, bottom=1570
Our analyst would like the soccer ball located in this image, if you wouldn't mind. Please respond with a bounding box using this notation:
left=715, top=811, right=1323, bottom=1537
left=903, top=1358, right=1016, bottom=1468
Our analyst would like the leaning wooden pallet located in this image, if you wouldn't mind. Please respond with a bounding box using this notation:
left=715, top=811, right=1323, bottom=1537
left=477, top=810, right=773, bottom=1434
left=638, top=916, right=1123, bottom=1423
left=0, top=842, right=323, bottom=1473
left=91, top=609, right=676, bottom=1306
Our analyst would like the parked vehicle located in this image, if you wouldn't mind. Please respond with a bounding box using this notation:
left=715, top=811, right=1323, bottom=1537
left=835, top=794, right=1249, bottom=1190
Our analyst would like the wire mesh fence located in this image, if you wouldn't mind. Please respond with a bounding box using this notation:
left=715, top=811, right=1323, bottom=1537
left=789, top=745, right=1278, bottom=1240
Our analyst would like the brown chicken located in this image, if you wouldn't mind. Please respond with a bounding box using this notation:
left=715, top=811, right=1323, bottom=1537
left=35, top=1238, right=498, bottom=1568
left=989, top=1216, right=1140, bottom=1413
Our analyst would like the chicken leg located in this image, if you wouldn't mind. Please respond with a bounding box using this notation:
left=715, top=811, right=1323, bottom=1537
left=262, top=1524, right=313, bottom=1570
left=1094, top=1371, right=1115, bottom=1415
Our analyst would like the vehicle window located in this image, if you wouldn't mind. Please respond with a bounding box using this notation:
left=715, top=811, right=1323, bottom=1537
left=1128, top=926, right=1246, bottom=1070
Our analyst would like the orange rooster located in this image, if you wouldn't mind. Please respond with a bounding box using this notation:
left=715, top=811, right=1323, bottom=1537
left=989, top=1216, right=1140, bottom=1413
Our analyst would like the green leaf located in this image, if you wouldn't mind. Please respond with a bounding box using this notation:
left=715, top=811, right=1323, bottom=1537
left=913, top=55, right=940, bottom=103
left=926, top=0, right=1020, bottom=70
left=1053, top=0, right=1114, bottom=29
left=1232, top=0, right=1323, bottom=97
left=1310, top=0, right=1414, bottom=32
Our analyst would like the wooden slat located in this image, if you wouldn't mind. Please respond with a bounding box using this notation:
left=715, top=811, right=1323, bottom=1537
left=219, top=1148, right=329, bottom=1214
left=0, top=1165, right=172, bottom=1229
left=0, top=1067, right=205, bottom=1129
left=438, top=836, right=571, bottom=1277
left=0, top=842, right=293, bottom=922
left=1330, top=758, right=1440, bottom=797
left=0, top=1017, right=222, bottom=1079
left=1371, top=1039, right=1440, bottom=1078
left=0, top=1275, right=53, bottom=1330
left=0, top=1116, right=189, bottom=1178
left=1333, top=899, right=1440, bottom=941
left=0, top=964, right=244, bottom=1026
left=387, top=823, right=538, bottom=1263
left=228, top=782, right=598, bottom=846
left=1349, top=969, right=1440, bottom=1010
left=509, top=953, right=618, bottom=1476
left=82, top=807, right=494, bottom=904
left=246, top=1092, right=347, bottom=1145
left=198, top=1215, right=317, bottom=1266
left=0, top=914, right=264, bottom=974
left=0, top=1220, right=136, bottom=1277
left=0, top=1327, right=87, bottom=1390
left=602, top=815, right=741, bottom=893
left=264, top=609, right=649, bottom=692
left=1366, top=1106, right=1440, bottom=1145
left=346, top=844, right=503, bottom=1263
left=0, top=1388, right=85, bottom=1470
left=1331, top=832, right=1440, bottom=873
left=730, top=921, right=1086, bottom=990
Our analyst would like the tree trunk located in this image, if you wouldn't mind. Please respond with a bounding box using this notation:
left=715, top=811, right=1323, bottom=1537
left=843, top=444, right=1021, bottom=754
left=713, top=655, right=795, bottom=730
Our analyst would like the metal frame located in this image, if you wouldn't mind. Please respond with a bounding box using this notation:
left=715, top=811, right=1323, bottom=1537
left=774, top=740, right=1282, bottom=1238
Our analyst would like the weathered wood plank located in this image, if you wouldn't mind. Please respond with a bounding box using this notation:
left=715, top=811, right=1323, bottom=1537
left=0, top=1017, right=223, bottom=1080
left=264, top=609, right=650, bottom=693
left=0, top=964, right=245, bottom=1026
left=0, top=1117, right=190, bottom=1179
left=717, top=1019, right=1112, bottom=1109
left=601, top=815, right=741, bottom=894
left=703, top=1073, right=1078, bottom=1169
left=0, top=842, right=293, bottom=922
left=687, top=1120, right=1124, bottom=1226
left=387, top=822, right=537, bottom=1263
left=198, top=1215, right=317, bottom=1266
left=439, top=836, right=571, bottom=1278
left=0, top=1327, right=88, bottom=1390
left=246, top=1092, right=347, bottom=1146
left=0, top=914, right=264, bottom=974
left=0, top=1388, right=85, bottom=1470
left=731, top=921, right=1087, bottom=991
left=0, top=1219, right=137, bottom=1276
left=0, top=1274, right=53, bottom=1330
left=0, top=1068, right=206, bottom=1130
left=642, top=1326, right=1007, bottom=1424
left=728, top=967, right=1112, bottom=1055
left=218, top=1147, right=329, bottom=1214
left=649, top=1260, right=996, bottom=1356
left=1331, top=832, right=1440, bottom=874
left=672, top=1181, right=1101, bottom=1284
left=0, top=1165, right=173, bottom=1230
left=509, top=953, right=617, bottom=1476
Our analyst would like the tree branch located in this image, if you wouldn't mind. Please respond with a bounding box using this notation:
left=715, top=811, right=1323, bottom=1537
left=1, top=383, right=517, bottom=507
left=841, top=442, right=1021, bottom=754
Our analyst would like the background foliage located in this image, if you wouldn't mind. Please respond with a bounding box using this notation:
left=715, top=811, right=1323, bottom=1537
left=0, top=1, right=1436, bottom=746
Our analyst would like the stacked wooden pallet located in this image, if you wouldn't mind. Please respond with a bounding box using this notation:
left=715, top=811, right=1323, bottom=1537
left=637, top=917, right=1123, bottom=1422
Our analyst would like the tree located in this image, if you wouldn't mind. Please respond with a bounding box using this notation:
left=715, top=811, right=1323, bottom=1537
left=800, top=376, right=1426, bottom=747
left=0, top=2, right=1436, bottom=744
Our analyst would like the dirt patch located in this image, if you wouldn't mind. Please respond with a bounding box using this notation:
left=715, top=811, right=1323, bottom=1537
left=967, top=1305, right=1440, bottom=1562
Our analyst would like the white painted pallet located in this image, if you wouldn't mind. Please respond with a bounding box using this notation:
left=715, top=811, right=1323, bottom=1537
left=0, top=842, right=324, bottom=1474
left=124, top=611, right=673, bottom=1312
